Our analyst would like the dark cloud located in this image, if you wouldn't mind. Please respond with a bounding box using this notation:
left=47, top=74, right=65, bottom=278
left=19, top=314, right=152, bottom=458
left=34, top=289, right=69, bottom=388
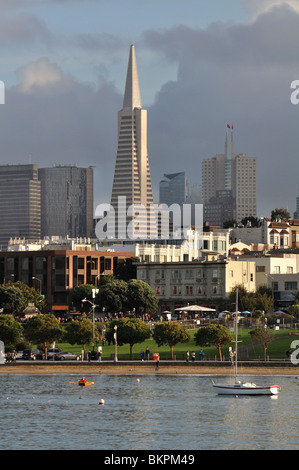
left=0, top=61, right=122, bottom=207
left=0, top=3, right=298, bottom=221
left=144, top=5, right=299, bottom=216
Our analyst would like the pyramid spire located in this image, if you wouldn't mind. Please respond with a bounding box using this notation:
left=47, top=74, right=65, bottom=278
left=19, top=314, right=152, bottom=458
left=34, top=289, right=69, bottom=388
left=123, top=45, right=142, bottom=109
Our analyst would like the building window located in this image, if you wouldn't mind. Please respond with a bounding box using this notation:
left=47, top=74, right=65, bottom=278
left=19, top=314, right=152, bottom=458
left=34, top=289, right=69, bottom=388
left=256, top=266, right=265, bottom=272
left=185, top=286, right=193, bottom=295
left=171, top=270, right=181, bottom=279
left=285, top=281, right=297, bottom=291
left=78, top=257, right=85, bottom=270
left=185, top=269, right=194, bottom=279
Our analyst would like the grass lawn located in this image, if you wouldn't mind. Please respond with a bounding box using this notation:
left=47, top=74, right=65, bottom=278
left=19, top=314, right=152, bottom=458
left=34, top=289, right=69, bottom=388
left=47, top=327, right=298, bottom=361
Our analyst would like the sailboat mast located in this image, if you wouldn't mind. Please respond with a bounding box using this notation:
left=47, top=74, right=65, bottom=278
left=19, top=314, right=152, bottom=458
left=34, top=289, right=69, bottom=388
left=235, top=287, right=238, bottom=382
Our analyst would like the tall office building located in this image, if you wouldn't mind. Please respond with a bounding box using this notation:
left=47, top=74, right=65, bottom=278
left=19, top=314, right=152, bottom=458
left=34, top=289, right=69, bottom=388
left=202, top=127, right=256, bottom=225
left=293, top=191, right=299, bottom=219
left=110, top=45, right=155, bottom=239
left=0, top=164, right=41, bottom=249
left=38, top=165, right=93, bottom=238
left=159, top=172, right=189, bottom=206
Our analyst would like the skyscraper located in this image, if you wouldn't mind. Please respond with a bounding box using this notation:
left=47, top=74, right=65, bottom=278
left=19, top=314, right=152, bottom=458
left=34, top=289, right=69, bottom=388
left=159, top=172, right=189, bottom=206
left=202, top=126, right=257, bottom=225
left=110, top=45, right=155, bottom=239
left=38, top=165, right=93, bottom=238
left=0, top=164, right=41, bottom=249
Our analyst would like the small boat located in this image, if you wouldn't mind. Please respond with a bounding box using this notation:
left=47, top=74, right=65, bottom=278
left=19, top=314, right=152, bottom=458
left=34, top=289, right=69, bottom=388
left=212, top=288, right=281, bottom=396
left=212, top=380, right=281, bottom=395
left=78, top=380, right=93, bottom=387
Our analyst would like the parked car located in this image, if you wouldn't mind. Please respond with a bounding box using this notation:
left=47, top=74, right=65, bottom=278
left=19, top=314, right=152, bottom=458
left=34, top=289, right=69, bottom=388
left=47, top=348, right=60, bottom=359
left=16, top=351, right=23, bottom=360
left=89, top=350, right=99, bottom=360
left=54, top=351, right=80, bottom=361
left=22, top=349, right=45, bottom=360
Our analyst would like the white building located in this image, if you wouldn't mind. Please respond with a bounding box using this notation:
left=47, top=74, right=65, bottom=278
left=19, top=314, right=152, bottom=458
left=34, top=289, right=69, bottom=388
left=137, top=253, right=256, bottom=312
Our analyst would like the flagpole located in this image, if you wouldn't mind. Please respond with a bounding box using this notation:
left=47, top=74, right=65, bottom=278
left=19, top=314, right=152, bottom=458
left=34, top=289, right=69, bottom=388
left=225, top=126, right=228, bottom=158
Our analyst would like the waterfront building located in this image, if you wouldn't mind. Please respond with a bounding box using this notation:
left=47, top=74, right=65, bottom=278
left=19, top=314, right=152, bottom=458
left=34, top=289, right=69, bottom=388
left=0, top=164, right=41, bottom=249
left=136, top=254, right=256, bottom=313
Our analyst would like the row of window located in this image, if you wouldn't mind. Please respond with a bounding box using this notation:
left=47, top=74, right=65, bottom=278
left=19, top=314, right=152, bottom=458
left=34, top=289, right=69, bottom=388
left=155, top=285, right=220, bottom=296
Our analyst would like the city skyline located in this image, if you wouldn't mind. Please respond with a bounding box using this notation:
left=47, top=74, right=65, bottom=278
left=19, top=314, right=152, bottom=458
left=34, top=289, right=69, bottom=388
left=0, top=1, right=298, bottom=219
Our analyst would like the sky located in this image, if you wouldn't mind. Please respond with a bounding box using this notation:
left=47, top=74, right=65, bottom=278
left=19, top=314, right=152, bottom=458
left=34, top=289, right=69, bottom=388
left=0, top=0, right=299, bottom=219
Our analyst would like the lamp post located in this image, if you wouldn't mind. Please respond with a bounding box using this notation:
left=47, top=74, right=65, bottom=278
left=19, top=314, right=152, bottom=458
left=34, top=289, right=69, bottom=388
left=82, top=298, right=97, bottom=350
left=114, top=325, right=118, bottom=362
left=32, top=276, right=41, bottom=294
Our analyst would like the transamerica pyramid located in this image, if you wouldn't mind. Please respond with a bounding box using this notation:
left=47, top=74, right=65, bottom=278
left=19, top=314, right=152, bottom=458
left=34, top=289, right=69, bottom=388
left=110, top=45, right=155, bottom=240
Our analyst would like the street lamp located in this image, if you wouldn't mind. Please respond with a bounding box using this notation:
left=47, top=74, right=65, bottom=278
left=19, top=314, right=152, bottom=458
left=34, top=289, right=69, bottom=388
left=82, top=298, right=97, bottom=350
left=32, top=276, right=41, bottom=293
left=114, top=325, right=118, bottom=363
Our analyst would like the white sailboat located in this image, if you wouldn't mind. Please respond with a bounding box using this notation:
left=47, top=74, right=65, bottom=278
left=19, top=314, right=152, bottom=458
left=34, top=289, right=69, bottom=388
left=212, top=289, right=281, bottom=396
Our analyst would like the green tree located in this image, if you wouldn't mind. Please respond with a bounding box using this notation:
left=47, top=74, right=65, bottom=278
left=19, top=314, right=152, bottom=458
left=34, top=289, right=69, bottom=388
left=127, top=279, right=158, bottom=317
left=105, top=318, right=151, bottom=359
left=271, top=208, right=290, bottom=221
left=95, top=278, right=128, bottom=313
left=152, top=322, right=190, bottom=360
left=0, top=285, right=24, bottom=315
left=0, top=314, right=24, bottom=351
left=223, top=219, right=237, bottom=228
left=241, top=216, right=260, bottom=227
left=255, top=292, right=273, bottom=313
left=64, top=318, right=98, bottom=358
left=13, top=281, right=46, bottom=313
left=194, top=324, right=233, bottom=361
left=287, top=304, right=299, bottom=319
left=71, top=284, right=94, bottom=310
left=249, top=328, right=275, bottom=361
left=0, top=282, right=45, bottom=316
left=23, top=314, right=64, bottom=358
left=229, top=284, right=248, bottom=306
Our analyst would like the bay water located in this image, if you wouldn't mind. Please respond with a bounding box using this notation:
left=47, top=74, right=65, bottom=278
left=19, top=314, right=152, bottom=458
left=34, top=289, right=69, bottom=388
left=0, top=373, right=298, bottom=451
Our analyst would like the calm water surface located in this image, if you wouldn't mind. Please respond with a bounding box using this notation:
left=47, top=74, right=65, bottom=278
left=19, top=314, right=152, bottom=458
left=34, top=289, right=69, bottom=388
left=0, top=373, right=298, bottom=450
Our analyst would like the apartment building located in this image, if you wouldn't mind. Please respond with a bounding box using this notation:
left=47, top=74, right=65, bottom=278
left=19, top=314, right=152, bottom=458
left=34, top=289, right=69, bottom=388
left=137, top=254, right=256, bottom=313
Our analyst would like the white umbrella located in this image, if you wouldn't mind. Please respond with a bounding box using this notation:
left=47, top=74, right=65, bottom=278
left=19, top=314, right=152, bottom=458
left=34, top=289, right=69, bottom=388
left=175, top=305, right=216, bottom=312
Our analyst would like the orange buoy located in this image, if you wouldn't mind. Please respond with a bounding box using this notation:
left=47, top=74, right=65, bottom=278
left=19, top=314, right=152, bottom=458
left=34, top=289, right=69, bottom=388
left=98, top=399, right=105, bottom=405
left=136, top=378, right=140, bottom=383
